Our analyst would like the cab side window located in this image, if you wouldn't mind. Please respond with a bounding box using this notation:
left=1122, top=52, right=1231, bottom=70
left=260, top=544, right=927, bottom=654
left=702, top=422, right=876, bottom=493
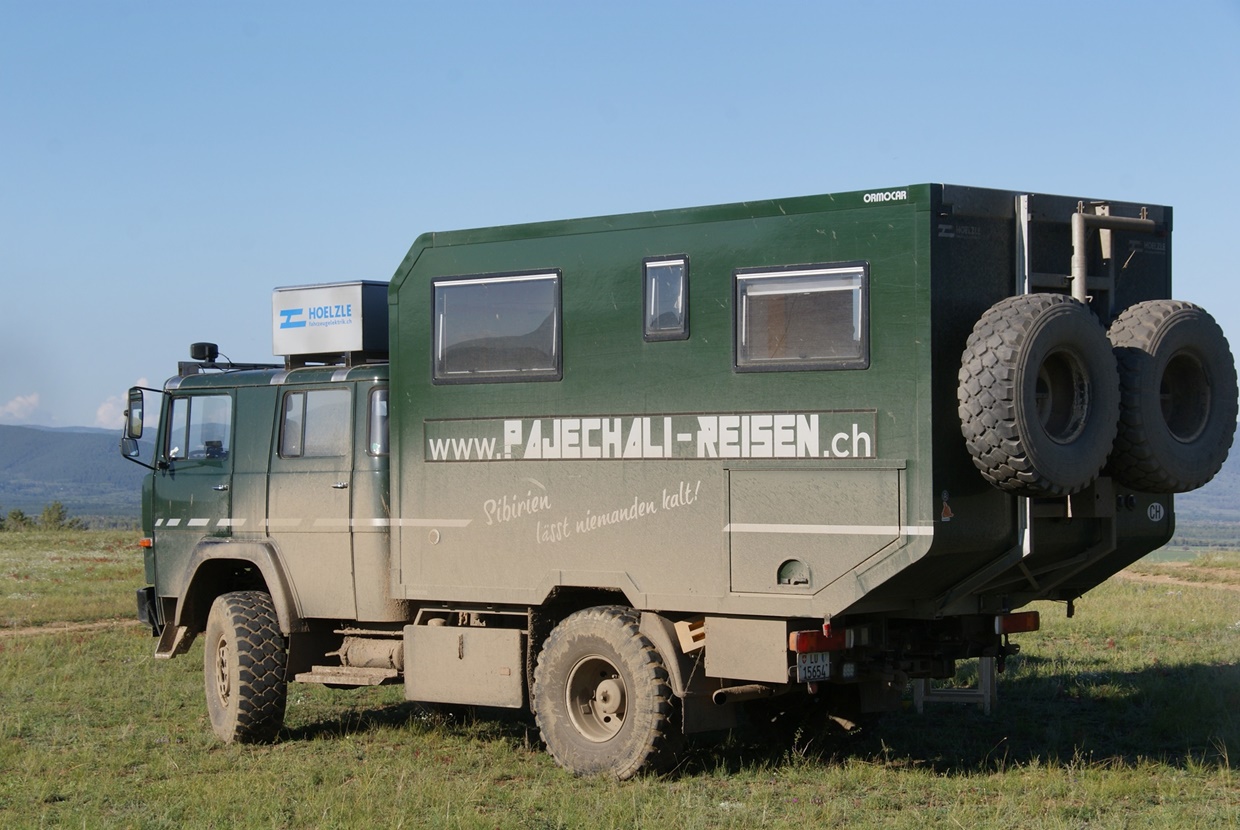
left=166, top=394, right=232, bottom=461
left=280, top=389, right=351, bottom=458
left=369, top=388, right=389, bottom=456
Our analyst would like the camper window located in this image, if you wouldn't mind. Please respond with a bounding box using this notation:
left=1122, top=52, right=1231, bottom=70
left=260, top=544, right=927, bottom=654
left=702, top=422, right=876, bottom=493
left=734, top=262, right=868, bottom=371
left=643, top=256, right=689, bottom=341
left=433, top=272, right=562, bottom=383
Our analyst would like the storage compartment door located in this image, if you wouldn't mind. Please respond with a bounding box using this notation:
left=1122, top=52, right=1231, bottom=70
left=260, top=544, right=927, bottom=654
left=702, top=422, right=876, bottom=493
left=728, top=468, right=902, bottom=594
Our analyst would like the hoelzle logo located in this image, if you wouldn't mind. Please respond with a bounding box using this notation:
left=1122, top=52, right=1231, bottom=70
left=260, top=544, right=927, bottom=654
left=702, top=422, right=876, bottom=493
left=279, top=308, right=306, bottom=329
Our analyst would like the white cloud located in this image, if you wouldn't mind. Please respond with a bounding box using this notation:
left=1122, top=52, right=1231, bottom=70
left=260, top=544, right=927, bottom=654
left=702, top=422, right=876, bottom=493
left=95, top=397, right=125, bottom=429
left=1, top=393, right=40, bottom=422
left=95, top=380, right=150, bottom=429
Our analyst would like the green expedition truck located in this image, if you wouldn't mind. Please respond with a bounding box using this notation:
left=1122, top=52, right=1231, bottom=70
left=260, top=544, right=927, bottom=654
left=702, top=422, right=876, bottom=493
left=121, top=183, right=1236, bottom=778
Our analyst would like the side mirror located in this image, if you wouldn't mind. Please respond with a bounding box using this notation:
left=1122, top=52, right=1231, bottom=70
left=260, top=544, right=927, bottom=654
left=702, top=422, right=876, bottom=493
left=120, top=437, right=141, bottom=458
left=125, top=388, right=144, bottom=439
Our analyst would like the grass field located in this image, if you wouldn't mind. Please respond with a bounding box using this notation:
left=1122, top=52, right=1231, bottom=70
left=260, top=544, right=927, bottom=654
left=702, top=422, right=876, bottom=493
left=1, top=531, right=1237, bottom=828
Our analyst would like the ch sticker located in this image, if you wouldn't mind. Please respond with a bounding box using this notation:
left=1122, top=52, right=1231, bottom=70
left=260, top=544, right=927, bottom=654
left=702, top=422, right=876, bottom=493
left=1147, top=503, right=1165, bottom=522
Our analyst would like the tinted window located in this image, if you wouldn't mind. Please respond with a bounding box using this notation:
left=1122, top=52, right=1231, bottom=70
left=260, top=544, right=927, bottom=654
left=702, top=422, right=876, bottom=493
left=643, top=257, right=688, bottom=341
left=433, top=272, right=561, bottom=383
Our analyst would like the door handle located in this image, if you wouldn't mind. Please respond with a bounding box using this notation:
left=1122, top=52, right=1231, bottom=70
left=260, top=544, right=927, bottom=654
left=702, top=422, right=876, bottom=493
left=332, top=482, right=349, bottom=490
left=213, top=484, right=230, bottom=491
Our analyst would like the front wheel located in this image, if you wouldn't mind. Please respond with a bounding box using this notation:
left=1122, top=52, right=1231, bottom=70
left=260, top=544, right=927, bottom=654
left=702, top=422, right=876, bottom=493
left=203, top=590, right=288, bottom=743
left=532, top=606, right=677, bottom=779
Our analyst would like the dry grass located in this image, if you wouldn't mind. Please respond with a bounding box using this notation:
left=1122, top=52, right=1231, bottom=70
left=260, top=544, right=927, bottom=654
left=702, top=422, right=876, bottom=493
left=0, top=532, right=1237, bottom=828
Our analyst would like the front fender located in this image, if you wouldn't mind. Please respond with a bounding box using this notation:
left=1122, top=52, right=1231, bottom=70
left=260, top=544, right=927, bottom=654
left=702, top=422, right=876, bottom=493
left=173, top=538, right=306, bottom=634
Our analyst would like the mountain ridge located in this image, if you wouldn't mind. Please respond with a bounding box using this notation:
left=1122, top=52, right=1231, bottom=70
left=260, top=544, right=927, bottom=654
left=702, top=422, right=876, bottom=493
left=1, top=423, right=1237, bottom=533
left=0, top=424, right=145, bottom=517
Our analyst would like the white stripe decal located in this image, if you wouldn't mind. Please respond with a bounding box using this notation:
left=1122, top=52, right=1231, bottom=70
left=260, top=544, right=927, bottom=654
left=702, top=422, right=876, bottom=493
left=724, top=523, right=935, bottom=536
left=398, top=518, right=472, bottom=528
left=155, top=516, right=409, bottom=529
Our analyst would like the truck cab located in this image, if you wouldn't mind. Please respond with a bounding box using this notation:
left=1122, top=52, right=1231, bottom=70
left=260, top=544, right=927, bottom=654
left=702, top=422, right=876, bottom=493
left=130, top=362, right=399, bottom=655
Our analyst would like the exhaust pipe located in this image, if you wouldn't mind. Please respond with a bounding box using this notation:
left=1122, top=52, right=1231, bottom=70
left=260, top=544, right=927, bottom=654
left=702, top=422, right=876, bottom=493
left=712, top=683, right=788, bottom=706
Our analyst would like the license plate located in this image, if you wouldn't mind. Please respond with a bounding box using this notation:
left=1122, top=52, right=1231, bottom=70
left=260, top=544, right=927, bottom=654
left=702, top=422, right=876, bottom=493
left=795, top=651, right=831, bottom=683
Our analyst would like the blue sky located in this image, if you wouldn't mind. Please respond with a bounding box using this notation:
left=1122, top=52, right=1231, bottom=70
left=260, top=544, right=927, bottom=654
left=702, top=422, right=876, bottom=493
left=2, top=1, right=1238, bottom=428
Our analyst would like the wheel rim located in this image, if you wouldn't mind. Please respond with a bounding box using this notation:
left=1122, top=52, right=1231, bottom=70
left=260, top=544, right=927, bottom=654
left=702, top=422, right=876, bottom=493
left=214, top=636, right=232, bottom=707
left=564, top=655, right=627, bottom=742
left=1035, top=348, right=1090, bottom=444
left=1160, top=351, right=1210, bottom=443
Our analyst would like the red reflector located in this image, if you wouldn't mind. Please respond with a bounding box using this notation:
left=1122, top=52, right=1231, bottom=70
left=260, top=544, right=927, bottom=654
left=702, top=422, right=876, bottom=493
left=996, top=611, right=1040, bottom=635
left=139, top=538, right=153, bottom=548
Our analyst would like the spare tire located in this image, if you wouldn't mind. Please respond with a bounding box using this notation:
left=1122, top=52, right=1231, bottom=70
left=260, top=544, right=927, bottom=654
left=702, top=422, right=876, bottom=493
left=1106, top=300, right=1237, bottom=493
left=959, top=294, right=1120, bottom=497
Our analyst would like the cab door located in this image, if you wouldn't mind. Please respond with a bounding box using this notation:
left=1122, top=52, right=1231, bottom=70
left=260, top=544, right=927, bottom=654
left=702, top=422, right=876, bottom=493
left=151, top=392, right=234, bottom=597
left=267, top=385, right=357, bottom=619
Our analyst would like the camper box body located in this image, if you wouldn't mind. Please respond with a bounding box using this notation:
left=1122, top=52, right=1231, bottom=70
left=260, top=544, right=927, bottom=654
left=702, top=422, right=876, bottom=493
left=386, top=184, right=1172, bottom=638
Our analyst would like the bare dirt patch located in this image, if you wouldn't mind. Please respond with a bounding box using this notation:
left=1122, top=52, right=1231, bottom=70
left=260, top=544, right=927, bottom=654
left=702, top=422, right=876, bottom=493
left=1116, top=565, right=1240, bottom=593
left=0, top=618, right=142, bottom=638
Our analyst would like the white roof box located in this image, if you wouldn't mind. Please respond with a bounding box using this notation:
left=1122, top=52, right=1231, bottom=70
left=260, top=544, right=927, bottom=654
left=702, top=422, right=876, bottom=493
left=272, top=281, right=388, bottom=364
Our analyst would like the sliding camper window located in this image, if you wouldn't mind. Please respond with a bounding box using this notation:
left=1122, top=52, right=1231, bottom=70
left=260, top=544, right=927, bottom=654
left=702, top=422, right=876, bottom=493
left=734, top=262, right=869, bottom=371
left=643, top=256, right=689, bottom=341
left=432, top=271, right=562, bottom=383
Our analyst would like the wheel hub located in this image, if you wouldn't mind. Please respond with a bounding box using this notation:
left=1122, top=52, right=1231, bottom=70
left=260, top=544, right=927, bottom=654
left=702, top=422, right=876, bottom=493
left=1160, top=352, right=1210, bottom=443
left=1035, top=347, right=1090, bottom=444
left=565, top=655, right=627, bottom=742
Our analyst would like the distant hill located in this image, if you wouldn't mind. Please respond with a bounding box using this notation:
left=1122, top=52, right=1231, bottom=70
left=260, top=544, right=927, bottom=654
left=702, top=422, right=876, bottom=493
left=0, top=424, right=145, bottom=520
left=0, top=421, right=1236, bottom=538
left=1168, top=447, right=1240, bottom=547
left=1173, top=449, right=1240, bottom=522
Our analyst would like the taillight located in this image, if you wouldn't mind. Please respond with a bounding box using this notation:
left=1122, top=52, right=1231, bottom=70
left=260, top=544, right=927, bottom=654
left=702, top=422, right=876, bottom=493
left=996, top=610, right=1040, bottom=635
left=788, top=625, right=846, bottom=653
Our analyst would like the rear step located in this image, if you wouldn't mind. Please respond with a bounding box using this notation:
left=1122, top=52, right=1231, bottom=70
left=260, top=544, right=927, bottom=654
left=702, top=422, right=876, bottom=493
left=295, top=666, right=399, bottom=686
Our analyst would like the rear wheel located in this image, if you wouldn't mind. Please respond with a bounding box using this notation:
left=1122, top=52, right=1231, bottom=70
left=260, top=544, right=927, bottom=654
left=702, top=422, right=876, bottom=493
left=1107, top=300, right=1237, bottom=492
left=532, top=606, right=677, bottom=779
left=958, top=293, right=1120, bottom=496
left=203, top=590, right=288, bottom=743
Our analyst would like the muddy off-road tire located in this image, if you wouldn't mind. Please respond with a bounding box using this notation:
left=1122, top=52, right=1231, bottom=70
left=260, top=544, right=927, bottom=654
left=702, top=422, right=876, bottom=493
left=532, top=606, right=677, bottom=779
left=204, top=591, right=288, bottom=743
left=959, top=294, right=1120, bottom=497
left=1106, top=300, right=1237, bottom=493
